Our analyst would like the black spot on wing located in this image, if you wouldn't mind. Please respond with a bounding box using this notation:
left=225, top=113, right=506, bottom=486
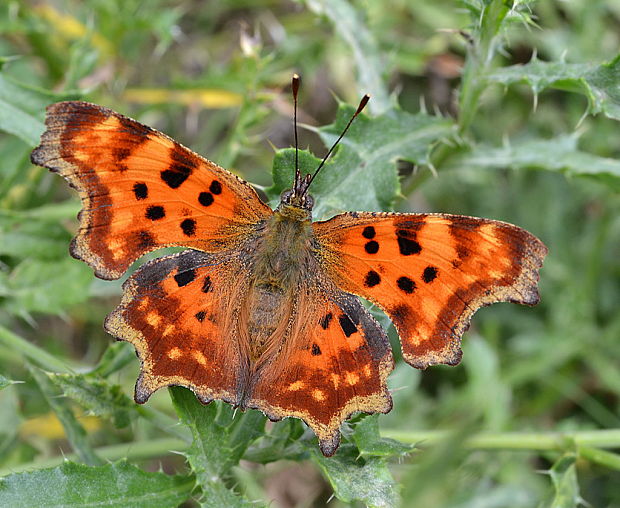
left=133, top=182, right=148, bottom=200
left=174, top=269, right=196, bottom=287
left=209, top=180, right=222, bottom=195
left=422, top=266, right=438, bottom=283
left=311, top=343, right=322, bottom=356
left=364, top=270, right=381, bottom=287
left=320, top=312, right=333, bottom=330
left=199, top=192, right=214, bottom=207
left=195, top=311, right=206, bottom=322
left=397, top=276, right=416, bottom=294
left=362, top=226, right=376, bottom=239
left=338, top=314, right=357, bottom=337
left=364, top=241, right=379, bottom=254
left=180, top=218, right=196, bottom=236
left=146, top=205, right=165, bottom=220
left=161, top=166, right=191, bottom=189
left=397, top=235, right=421, bottom=256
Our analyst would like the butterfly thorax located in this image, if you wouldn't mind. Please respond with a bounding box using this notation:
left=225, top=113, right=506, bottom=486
left=241, top=203, right=315, bottom=373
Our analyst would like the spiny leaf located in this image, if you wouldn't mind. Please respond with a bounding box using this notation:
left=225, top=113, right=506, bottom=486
left=48, top=373, right=136, bottom=429
left=0, top=460, right=194, bottom=508
left=546, top=453, right=583, bottom=508
left=314, top=105, right=452, bottom=217
left=28, top=367, right=102, bottom=466
left=90, top=342, right=137, bottom=378
left=0, top=375, right=18, bottom=391
left=352, top=415, right=414, bottom=458
left=169, top=387, right=264, bottom=507
left=310, top=445, right=399, bottom=508
left=486, top=54, right=620, bottom=121
left=271, top=105, right=453, bottom=219
left=447, top=134, right=620, bottom=190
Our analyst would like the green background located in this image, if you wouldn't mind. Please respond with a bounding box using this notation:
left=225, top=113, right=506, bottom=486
left=0, top=1, right=619, bottom=506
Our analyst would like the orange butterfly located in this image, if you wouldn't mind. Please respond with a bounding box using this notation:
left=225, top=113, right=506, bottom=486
left=31, top=80, right=546, bottom=456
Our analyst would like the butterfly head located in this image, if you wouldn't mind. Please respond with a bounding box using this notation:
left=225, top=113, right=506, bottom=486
left=282, top=75, right=369, bottom=217
left=279, top=173, right=315, bottom=211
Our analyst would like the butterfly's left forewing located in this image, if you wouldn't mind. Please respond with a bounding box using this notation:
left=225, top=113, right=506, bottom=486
left=313, top=212, right=547, bottom=369
left=32, top=101, right=272, bottom=280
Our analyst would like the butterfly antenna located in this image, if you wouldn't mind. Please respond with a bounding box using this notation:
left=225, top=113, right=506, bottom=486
left=292, top=74, right=301, bottom=191
left=304, top=94, right=370, bottom=192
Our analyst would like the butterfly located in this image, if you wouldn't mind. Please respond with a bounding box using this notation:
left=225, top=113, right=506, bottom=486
left=31, top=79, right=547, bottom=456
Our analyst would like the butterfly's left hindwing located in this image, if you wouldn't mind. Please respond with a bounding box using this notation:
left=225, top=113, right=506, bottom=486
left=313, top=212, right=547, bottom=369
left=104, top=249, right=249, bottom=405
left=32, top=101, right=272, bottom=280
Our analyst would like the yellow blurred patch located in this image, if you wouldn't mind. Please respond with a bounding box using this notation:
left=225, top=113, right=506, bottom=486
left=20, top=412, right=102, bottom=440
left=122, top=88, right=243, bottom=108
left=33, top=5, right=113, bottom=56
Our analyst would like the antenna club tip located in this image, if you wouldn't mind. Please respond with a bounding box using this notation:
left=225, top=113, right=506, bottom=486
left=356, top=94, right=370, bottom=114
left=292, top=74, right=300, bottom=94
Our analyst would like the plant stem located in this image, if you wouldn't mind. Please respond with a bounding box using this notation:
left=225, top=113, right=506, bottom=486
left=458, top=0, right=512, bottom=135
left=381, top=429, right=620, bottom=451
left=0, top=325, right=72, bottom=373
left=578, top=446, right=620, bottom=471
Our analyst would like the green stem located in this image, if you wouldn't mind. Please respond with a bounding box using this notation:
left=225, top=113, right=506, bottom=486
left=0, top=325, right=72, bottom=373
left=458, top=0, right=512, bottom=135
left=5, top=429, right=620, bottom=477
left=381, top=429, right=620, bottom=451
left=579, top=446, right=620, bottom=470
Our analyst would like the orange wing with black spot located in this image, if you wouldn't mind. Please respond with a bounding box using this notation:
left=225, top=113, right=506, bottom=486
left=313, top=212, right=547, bottom=369
left=248, top=289, right=393, bottom=456
left=31, top=101, right=271, bottom=280
left=104, top=249, right=249, bottom=406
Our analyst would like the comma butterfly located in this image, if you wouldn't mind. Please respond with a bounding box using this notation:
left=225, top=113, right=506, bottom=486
left=31, top=77, right=547, bottom=456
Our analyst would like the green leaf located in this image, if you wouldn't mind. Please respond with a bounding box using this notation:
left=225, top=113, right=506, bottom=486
left=0, top=460, right=194, bottom=508
left=0, top=97, right=43, bottom=146
left=0, top=71, right=81, bottom=145
left=29, top=367, right=102, bottom=466
left=353, top=415, right=414, bottom=458
left=0, top=375, right=17, bottom=391
left=48, top=373, right=136, bottom=429
left=90, top=342, right=137, bottom=378
left=486, top=54, right=620, bottom=121
left=302, top=0, right=390, bottom=114
left=267, top=148, right=322, bottom=206
left=486, top=55, right=620, bottom=120
left=0, top=258, right=92, bottom=315
left=447, top=134, right=620, bottom=191
left=271, top=105, right=453, bottom=219
left=547, top=453, right=582, bottom=508
left=310, top=445, right=399, bottom=508
left=0, top=213, right=73, bottom=261
left=169, top=387, right=264, bottom=507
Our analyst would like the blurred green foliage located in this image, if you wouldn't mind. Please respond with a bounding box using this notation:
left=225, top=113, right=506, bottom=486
left=0, top=0, right=619, bottom=506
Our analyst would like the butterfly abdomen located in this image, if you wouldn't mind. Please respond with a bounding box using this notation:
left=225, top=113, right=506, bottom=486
left=236, top=205, right=317, bottom=386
